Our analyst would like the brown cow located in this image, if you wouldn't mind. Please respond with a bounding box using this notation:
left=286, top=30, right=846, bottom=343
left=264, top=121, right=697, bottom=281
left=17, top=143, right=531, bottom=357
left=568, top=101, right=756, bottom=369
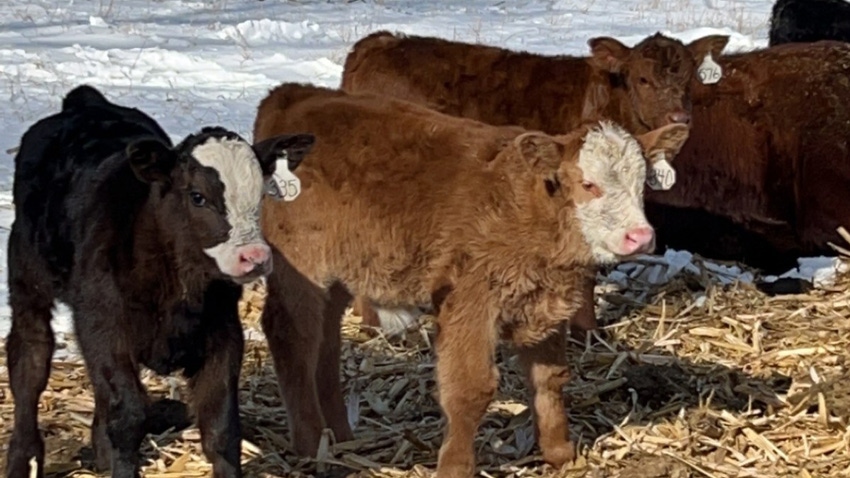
left=341, top=30, right=729, bottom=336
left=642, top=39, right=850, bottom=274
left=253, top=83, right=689, bottom=477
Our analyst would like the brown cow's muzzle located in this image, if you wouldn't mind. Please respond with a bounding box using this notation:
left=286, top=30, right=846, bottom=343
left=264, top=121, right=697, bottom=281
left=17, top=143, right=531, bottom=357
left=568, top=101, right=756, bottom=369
left=666, top=109, right=691, bottom=125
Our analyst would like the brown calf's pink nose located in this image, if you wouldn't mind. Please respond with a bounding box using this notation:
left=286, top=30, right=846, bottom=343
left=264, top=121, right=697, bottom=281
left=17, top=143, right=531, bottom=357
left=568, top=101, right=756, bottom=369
left=622, top=226, right=655, bottom=255
left=236, top=243, right=271, bottom=275
left=667, top=110, right=691, bottom=125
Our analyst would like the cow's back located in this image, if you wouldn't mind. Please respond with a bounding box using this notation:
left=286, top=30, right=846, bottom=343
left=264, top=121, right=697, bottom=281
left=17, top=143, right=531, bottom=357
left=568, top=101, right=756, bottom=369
left=256, top=84, right=522, bottom=303
left=13, top=86, right=169, bottom=283
left=341, top=31, right=590, bottom=134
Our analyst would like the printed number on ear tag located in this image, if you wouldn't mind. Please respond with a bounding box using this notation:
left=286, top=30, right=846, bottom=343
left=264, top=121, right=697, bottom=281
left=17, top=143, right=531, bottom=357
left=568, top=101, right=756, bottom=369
left=269, top=152, right=301, bottom=202
left=697, top=53, right=722, bottom=85
left=646, top=157, right=676, bottom=191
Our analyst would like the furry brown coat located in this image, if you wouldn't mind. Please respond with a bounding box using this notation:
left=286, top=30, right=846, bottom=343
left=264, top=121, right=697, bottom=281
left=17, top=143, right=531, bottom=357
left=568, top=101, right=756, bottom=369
left=253, top=83, right=689, bottom=477
left=340, top=30, right=728, bottom=334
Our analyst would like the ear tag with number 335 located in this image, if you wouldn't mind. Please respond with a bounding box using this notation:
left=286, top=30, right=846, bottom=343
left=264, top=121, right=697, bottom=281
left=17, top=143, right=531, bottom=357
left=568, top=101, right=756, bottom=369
left=266, top=151, right=301, bottom=202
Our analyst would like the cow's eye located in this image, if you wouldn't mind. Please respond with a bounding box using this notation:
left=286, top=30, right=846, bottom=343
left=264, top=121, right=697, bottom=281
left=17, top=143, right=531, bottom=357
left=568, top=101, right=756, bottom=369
left=189, top=191, right=206, bottom=207
left=639, top=77, right=649, bottom=85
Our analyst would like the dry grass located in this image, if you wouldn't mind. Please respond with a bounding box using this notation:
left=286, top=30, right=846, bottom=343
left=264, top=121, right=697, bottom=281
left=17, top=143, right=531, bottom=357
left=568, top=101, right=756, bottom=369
left=3, top=260, right=850, bottom=477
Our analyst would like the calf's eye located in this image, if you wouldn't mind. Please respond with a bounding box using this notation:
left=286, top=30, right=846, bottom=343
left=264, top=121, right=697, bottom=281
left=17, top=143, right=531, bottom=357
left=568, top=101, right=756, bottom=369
left=639, top=77, right=649, bottom=85
left=189, top=191, right=206, bottom=207
left=581, top=181, right=602, bottom=198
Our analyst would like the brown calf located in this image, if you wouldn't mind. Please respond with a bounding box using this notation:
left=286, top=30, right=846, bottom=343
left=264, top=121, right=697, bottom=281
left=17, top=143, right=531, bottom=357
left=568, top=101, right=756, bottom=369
left=341, top=30, right=728, bottom=335
left=253, top=83, right=689, bottom=477
left=342, top=30, right=729, bottom=134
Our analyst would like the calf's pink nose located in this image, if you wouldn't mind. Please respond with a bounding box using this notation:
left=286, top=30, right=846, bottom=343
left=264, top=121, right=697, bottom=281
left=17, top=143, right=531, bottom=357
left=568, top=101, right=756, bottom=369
left=621, top=226, right=655, bottom=255
left=236, top=243, right=271, bottom=275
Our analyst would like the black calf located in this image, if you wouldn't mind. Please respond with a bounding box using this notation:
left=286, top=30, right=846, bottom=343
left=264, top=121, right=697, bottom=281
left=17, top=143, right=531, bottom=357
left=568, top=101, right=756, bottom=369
left=5, top=85, right=314, bottom=478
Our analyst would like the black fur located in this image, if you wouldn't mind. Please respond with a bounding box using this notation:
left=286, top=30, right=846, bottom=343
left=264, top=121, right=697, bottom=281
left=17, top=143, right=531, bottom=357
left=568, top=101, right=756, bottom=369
left=4, top=85, right=311, bottom=478
left=769, top=0, right=850, bottom=46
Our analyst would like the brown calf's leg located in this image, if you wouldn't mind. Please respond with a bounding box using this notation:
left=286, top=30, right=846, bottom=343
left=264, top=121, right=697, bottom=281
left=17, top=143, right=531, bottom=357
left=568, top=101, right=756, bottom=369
left=516, top=322, right=575, bottom=468
left=261, top=251, right=330, bottom=456
left=569, top=274, right=598, bottom=340
left=189, top=282, right=246, bottom=478
left=5, top=239, right=56, bottom=478
left=435, top=290, right=499, bottom=478
left=354, top=295, right=381, bottom=328
left=315, top=283, right=355, bottom=444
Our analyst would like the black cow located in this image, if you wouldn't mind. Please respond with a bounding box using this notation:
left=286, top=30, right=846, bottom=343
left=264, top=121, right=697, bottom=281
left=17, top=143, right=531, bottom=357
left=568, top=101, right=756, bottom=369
left=769, top=0, right=850, bottom=45
left=4, top=85, right=314, bottom=478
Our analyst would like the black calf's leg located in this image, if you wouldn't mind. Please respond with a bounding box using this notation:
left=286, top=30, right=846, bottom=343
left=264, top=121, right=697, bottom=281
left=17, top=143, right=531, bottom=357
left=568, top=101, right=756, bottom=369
left=75, top=311, right=148, bottom=478
left=5, top=246, right=56, bottom=478
left=189, top=282, right=245, bottom=478
left=90, top=385, right=113, bottom=471
left=6, top=288, right=55, bottom=478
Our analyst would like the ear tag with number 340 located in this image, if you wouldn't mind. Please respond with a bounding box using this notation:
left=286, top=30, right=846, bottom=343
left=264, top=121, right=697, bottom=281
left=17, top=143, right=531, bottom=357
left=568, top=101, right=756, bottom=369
left=266, top=151, right=301, bottom=202
left=645, top=154, right=676, bottom=191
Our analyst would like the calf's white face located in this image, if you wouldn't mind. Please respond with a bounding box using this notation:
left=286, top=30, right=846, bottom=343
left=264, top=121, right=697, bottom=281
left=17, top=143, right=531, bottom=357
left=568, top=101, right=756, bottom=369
left=572, top=121, right=689, bottom=264
left=192, top=137, right=272, bottom=280
left=127, top=128, right=315, bottom=284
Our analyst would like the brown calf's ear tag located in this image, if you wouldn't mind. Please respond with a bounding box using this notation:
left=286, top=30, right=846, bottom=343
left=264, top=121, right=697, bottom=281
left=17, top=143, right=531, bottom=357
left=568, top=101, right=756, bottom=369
left=270, top=151, right=301, bottom=201
left=697, top=53, right=722, bottom=84
left=646, top=153, right=676, bottom=191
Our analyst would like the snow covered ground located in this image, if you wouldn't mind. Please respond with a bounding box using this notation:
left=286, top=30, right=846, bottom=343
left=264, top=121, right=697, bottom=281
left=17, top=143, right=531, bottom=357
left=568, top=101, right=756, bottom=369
left=0, top=0, right=844, bottom=350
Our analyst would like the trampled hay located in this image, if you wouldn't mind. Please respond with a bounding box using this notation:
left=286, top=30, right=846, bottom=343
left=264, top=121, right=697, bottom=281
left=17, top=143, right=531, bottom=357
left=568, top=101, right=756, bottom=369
left=2, top=256, right=850, bottom=477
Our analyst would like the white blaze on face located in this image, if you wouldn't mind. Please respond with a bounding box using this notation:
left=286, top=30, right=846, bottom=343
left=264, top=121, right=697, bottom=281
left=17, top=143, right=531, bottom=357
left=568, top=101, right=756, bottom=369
left=191, top=136, right=268, bottom=277
left=573, top=121, right=653, bottom=264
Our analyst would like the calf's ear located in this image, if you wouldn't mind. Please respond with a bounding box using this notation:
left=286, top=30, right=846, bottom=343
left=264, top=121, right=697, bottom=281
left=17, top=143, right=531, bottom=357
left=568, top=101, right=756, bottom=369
left=127, top=139, right=176, bottom=184
left=588, top=37, right=631, bottom=73
left=515, top=132, right=564, bottom=172
left=635, top=123, right=690, bottom=163
left=253, top=133, right=316, bottom=175
left=686, top=35, right=729, bottom=63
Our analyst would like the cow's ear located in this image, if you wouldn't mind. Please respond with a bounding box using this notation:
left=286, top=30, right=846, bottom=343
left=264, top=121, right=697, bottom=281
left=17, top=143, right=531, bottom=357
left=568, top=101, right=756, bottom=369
left=635, top=123, right=690, bottom=163
left=253, top=133, right=316, bottom=176
left=515, top=132, right=564, bottom=172
left=588, top=37, right=631, bottom=73
left=127, top=139, right=176, bottom=184
left=686, top=35, right=729, bottom=63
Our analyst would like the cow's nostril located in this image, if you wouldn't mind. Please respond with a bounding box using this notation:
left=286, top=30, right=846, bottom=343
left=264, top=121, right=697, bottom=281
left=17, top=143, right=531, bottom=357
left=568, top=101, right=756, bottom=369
left=622, top=226, right=655, bottom=255
left=236, top=244, right=271, bottom=275
left=667, top=110, right=691, bottom=125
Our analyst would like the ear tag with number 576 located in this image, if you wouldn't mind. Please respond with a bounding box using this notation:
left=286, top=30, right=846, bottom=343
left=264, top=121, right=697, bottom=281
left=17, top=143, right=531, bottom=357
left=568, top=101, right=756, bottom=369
left=697, top=53, right=722, bottom=85
left=267, top=151, right=301, bottom=202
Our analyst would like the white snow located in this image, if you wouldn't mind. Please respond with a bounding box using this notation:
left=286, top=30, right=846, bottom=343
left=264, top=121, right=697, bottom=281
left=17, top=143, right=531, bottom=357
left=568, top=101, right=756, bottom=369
left=0, top=0, right=843, bottom=352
